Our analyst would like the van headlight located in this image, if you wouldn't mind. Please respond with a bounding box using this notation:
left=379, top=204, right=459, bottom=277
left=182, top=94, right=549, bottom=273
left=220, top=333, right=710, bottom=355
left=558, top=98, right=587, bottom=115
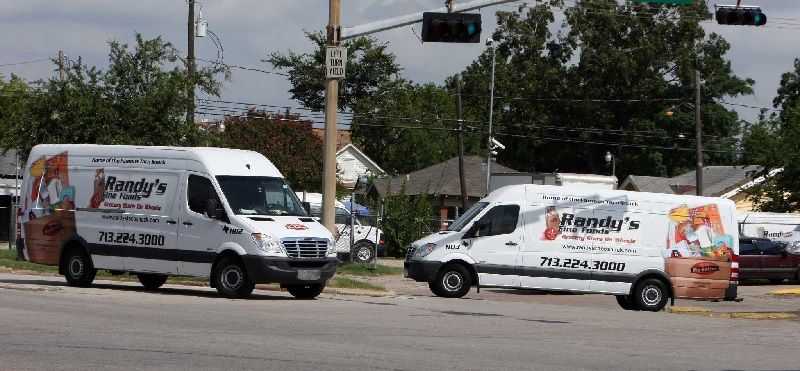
left=251, top=233, right=283, bottom=255
left=414, top=243, right=437, bottom=258
left=326, top=239, right=336, bottom=256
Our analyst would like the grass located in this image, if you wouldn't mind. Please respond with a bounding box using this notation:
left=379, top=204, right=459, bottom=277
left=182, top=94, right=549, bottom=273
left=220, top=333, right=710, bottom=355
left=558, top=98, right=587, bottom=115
left=336, top=263, right=402, bottom=277
left=329, top=276, right=386, bottom=291
left=0, top=249, right=58, bottom=273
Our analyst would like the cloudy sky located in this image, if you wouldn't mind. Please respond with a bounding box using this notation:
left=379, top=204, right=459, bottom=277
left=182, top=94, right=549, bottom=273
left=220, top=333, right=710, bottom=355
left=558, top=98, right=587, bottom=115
left=1, top=0, right=798, bottom=124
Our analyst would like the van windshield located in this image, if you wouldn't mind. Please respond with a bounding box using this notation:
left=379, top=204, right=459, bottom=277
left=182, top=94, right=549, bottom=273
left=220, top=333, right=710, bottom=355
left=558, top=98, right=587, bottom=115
left=448, top=202, right=489, bottom=231
left=216, top=176, right=307, bottom=217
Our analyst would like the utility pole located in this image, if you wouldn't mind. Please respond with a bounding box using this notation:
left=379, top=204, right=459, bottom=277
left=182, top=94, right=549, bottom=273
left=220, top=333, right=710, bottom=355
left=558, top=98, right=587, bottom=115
left=456, top=77, right=468, bottom=211
left=187, top=0, right=196, bottom=125
left=695, top=69, right=703, bottom=196
left=321, top=0, right=341, bottom=233
left=485, top=38, right=496, bottom=195
left=57, top=50, right=64, bottom=81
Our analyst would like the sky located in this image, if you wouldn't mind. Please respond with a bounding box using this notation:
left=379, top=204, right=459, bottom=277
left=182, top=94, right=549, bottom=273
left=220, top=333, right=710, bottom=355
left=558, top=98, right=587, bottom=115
left=1, top=0, right=799, bottom=124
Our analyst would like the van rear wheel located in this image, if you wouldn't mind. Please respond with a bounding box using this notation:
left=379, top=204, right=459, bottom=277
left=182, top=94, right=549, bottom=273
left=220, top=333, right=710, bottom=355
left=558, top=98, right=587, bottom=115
left=212, top=257, right=255, bottom=299
left=430, top=264, right=471, bottom=298
left=62, top=248, right=96, bottom=287
left=632, top=278, right=669, bottom=312
left=286, top=284, right=325, bottom=299
left=137, top=274, right=168, bottom=290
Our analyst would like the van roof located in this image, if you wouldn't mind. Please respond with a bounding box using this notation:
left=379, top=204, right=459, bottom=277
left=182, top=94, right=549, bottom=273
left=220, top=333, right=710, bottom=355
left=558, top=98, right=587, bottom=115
left=29, top=144, right=283, bottom=178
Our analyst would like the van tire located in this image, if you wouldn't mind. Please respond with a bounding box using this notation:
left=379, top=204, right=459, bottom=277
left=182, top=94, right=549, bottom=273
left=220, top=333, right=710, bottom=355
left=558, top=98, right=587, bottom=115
left=632, top=278, right=669, bottom=312
left=137, top=274, right=168, bottom=290
left=212, top=257, right=255, bottom=299
left=62, top=248, right=96, bottom=287
left=430, top=264, right=472, bottom=298
left=615, top=295, right=638, bottom=311
left=287, top=284, right=325, bottom=299
left=352, top=241, right=375, bottom=264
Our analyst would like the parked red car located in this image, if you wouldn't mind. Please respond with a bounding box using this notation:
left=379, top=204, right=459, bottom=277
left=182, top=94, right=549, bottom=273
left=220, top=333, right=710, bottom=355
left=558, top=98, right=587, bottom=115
left=739, top=238, right=800, bottom=283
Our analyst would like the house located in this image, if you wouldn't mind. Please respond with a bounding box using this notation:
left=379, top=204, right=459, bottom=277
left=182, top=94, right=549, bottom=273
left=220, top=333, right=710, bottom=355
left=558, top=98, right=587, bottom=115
left=0, top=150, right=21, bottom=242
left=372, top=156, right=518, bottom=227
left=620, top=165, right=768, bottom=211
left=336, top=144, right=385, bottom=190
left=311, top=128, right=351, bottom=151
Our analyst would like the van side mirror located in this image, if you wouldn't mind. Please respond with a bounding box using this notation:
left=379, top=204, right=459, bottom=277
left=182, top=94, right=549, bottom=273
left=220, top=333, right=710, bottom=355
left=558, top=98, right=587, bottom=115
left=301, top=201, right=311, bottom=215
left=205, top=199, right=225, bottom=220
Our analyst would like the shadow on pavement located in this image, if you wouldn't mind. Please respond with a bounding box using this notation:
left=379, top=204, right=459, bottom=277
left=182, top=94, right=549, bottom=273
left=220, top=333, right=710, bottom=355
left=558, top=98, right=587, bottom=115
left=0, top=278, right=292, bottom=301
left=486, top=288, right=585, bottom=296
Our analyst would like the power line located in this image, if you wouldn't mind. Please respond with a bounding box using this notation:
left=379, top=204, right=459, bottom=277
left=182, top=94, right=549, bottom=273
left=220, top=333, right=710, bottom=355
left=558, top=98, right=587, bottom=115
left=195, top=58, right=289, bottom=77
left=0, top=58, right=51, bottom=68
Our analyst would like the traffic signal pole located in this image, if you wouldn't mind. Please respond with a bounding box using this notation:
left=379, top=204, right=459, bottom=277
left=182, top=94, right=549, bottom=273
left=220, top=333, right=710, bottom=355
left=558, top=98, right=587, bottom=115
left=321, top=0, right=341, bottom=233
left=695, top=69, right=703, bottom=196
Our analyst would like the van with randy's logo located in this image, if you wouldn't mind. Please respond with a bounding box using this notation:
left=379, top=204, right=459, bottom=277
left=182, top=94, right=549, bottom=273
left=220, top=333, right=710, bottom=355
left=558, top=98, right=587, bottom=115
left=404, top=184, right=740, bottom=311
left=16, top=144, right=337, bottom=299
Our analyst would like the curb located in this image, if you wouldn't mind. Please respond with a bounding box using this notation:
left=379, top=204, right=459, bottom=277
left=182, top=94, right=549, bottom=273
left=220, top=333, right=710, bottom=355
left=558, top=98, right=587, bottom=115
left=254, top=283, right=393, bottom=298
left=668, top=306, right=798, bottom=320
left=768, top=288, right=800, bottom=297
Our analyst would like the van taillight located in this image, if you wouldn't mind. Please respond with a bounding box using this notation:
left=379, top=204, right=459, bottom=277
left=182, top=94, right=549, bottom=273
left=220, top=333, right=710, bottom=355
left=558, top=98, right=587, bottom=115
left=730, top=254, right=739, bottom=283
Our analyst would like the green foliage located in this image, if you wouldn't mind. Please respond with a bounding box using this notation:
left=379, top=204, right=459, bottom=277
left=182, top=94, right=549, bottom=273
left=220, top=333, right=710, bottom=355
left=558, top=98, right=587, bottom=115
left=336, top=263, right=402, bottom=276
left=267, top=31, right=401, bottom=111
left=380, top=188, right=434, bottom=257
left=221, top=110, right=323, bottom=191
left=0, top=34, right=224, bottom=159
left=329, top=276, right=386, bottom=291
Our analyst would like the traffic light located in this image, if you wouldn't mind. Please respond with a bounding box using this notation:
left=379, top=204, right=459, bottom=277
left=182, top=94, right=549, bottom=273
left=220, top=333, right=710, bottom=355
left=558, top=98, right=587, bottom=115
left=715, top=6, right=767, bottom=26
left=421, top=12, right=482, bottom=43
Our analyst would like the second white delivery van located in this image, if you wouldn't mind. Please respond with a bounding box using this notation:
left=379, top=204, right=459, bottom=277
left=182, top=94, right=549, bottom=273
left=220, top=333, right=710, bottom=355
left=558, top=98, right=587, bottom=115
left=405, top=184, right=739, bottom=311
left=16, top=144, right=338, bottom=299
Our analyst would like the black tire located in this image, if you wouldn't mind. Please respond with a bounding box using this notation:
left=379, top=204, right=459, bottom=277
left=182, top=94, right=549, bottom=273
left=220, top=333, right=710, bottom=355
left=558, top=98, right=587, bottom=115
left=615, top=295, right=638, bottom=311
left=632, top=278, right=669, bottom=312
left=430, top=264, right=472, bottom=298
left=352, top=241, right=375, bottom=264
left=137, top=273, right=168, bottom=290
left=62, top=248, right=96, bottom=287
left=212, top=256, right=255, bottom=298
left=287, top=284, right=325, bottom=299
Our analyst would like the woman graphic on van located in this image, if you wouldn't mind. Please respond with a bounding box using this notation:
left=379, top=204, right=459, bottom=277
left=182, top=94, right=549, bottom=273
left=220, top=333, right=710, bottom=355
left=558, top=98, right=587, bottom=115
left=543, top=206, right=560, bottom=240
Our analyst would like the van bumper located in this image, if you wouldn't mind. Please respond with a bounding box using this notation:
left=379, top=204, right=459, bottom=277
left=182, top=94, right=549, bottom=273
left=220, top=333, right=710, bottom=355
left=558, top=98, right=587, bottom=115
left=241, top=256, right=338, bottom=285
left=404, top=260, right=442, bottom=282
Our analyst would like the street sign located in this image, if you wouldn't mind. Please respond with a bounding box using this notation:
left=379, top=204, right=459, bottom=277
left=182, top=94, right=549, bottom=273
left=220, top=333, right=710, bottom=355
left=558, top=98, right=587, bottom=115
left=325, top=46, right=347, bottom=79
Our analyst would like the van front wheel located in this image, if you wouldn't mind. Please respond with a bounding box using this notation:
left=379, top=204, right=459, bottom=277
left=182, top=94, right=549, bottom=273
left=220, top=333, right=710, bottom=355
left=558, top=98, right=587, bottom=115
left=430, top=264, right=471, bottom=298
left=615, top=295, right=638, bottom=311
left=137, top=274, right=168, bottom=290
left=212, top=257, right=255, bottom=299
left=632, top=278, right=669, bottom=312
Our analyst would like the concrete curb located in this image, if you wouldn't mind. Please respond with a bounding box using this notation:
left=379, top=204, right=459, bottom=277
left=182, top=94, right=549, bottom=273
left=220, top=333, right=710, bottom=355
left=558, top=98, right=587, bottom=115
left=668, top=306, right=798, bottom=320
left=768, top=288, right=800, bottom=297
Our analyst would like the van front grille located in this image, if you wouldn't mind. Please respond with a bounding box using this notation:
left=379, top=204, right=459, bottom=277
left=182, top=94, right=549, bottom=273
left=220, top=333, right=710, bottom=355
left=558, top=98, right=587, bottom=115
left=281, top=238, right=328, bottom=259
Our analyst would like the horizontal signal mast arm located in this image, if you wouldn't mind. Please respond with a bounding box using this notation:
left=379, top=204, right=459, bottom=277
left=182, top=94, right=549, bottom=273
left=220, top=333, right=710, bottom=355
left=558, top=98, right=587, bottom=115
left=341, top=0, right=518, bottom=40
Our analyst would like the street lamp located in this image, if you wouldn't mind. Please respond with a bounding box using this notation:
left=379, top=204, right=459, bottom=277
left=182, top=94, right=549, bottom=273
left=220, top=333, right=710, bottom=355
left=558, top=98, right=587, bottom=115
left=604, top=151, right=615, bottom=178
left=485, top=37, right=497, bottom=195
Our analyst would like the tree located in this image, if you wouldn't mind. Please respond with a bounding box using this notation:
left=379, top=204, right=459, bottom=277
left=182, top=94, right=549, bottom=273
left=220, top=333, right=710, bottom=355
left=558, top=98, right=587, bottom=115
left=221, top=110, right=323, bottom=191
left=743, top=59, right=800, bottom=212
left=1, top=34, right=224, bottom=159
left=380, top=189, right=433, bottom=257
left=267, top=31, right=401, bottom=111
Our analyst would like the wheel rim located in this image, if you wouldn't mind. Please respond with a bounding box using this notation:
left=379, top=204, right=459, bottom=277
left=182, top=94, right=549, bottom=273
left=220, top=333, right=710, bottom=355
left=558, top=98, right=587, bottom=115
left=641, top=285, right=662, bottom=307
left=68, top=256, right=84, bottom=278
left=221, top=265, right=243, bottom=291
left=356, top=246, right=371, bottom=261
left=442, top=271, right=463, bottom=292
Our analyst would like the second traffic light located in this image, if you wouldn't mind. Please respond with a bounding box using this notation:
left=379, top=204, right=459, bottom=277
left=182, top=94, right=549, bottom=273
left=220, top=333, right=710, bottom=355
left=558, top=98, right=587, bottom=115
left=421, top=12, right=482, bottom=43
left=715, top=6, right=767, bottom=26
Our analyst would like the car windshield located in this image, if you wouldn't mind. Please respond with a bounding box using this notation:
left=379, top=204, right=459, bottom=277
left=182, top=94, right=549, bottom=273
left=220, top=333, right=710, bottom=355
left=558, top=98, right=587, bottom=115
left=216, top=176, right=307, bottom=217
left=448, top=202, right=489, bottom=231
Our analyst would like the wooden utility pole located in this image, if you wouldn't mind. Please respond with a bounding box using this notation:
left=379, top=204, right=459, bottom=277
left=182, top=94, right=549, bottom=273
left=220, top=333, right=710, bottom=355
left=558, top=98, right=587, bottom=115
left=456, top=77, right=468, bottom=211
left=321, top=0, right=341, bottom=233
left=57, top=50, right=64, bottom=81
left=695, top=69, right=703, bottom=196
left=187, top=0, right=196, bottom=125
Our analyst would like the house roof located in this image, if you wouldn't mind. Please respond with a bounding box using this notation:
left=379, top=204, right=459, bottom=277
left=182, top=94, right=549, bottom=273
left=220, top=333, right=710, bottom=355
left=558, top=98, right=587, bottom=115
left=373, top=156, right=518, bottom=198
left=336, top=144, right=385, bottom=175
left=621, top=165, right=763, bottom=197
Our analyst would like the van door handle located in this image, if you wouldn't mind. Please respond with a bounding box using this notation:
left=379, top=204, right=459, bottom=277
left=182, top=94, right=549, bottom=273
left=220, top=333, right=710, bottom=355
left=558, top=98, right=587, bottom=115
left=505, top=241, right=518, bottom=246
left=166, top=220, right=177, bottom=225
left=183, top=222, right=193, bottom=226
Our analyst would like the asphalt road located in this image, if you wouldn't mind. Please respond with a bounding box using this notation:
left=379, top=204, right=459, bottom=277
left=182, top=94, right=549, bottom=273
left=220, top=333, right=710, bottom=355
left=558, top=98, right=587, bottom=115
left=0, top=273, right=799, bottom=371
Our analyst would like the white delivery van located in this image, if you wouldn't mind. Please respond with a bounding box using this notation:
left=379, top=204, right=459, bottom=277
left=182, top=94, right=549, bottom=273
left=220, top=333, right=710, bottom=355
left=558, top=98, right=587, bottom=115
left=405, top=184, right=740, bottom=311
left=738, top=212, right=800, bottom=247
left=16, top=144, right=337, bottom=299
left=296, top=192, right=384, bottom=263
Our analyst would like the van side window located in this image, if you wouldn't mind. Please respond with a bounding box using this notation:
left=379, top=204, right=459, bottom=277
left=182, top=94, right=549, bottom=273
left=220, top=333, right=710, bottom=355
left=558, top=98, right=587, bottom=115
left=187, top=175, right=221, bottom=215
left=474, top=205, right=520, bottom=237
